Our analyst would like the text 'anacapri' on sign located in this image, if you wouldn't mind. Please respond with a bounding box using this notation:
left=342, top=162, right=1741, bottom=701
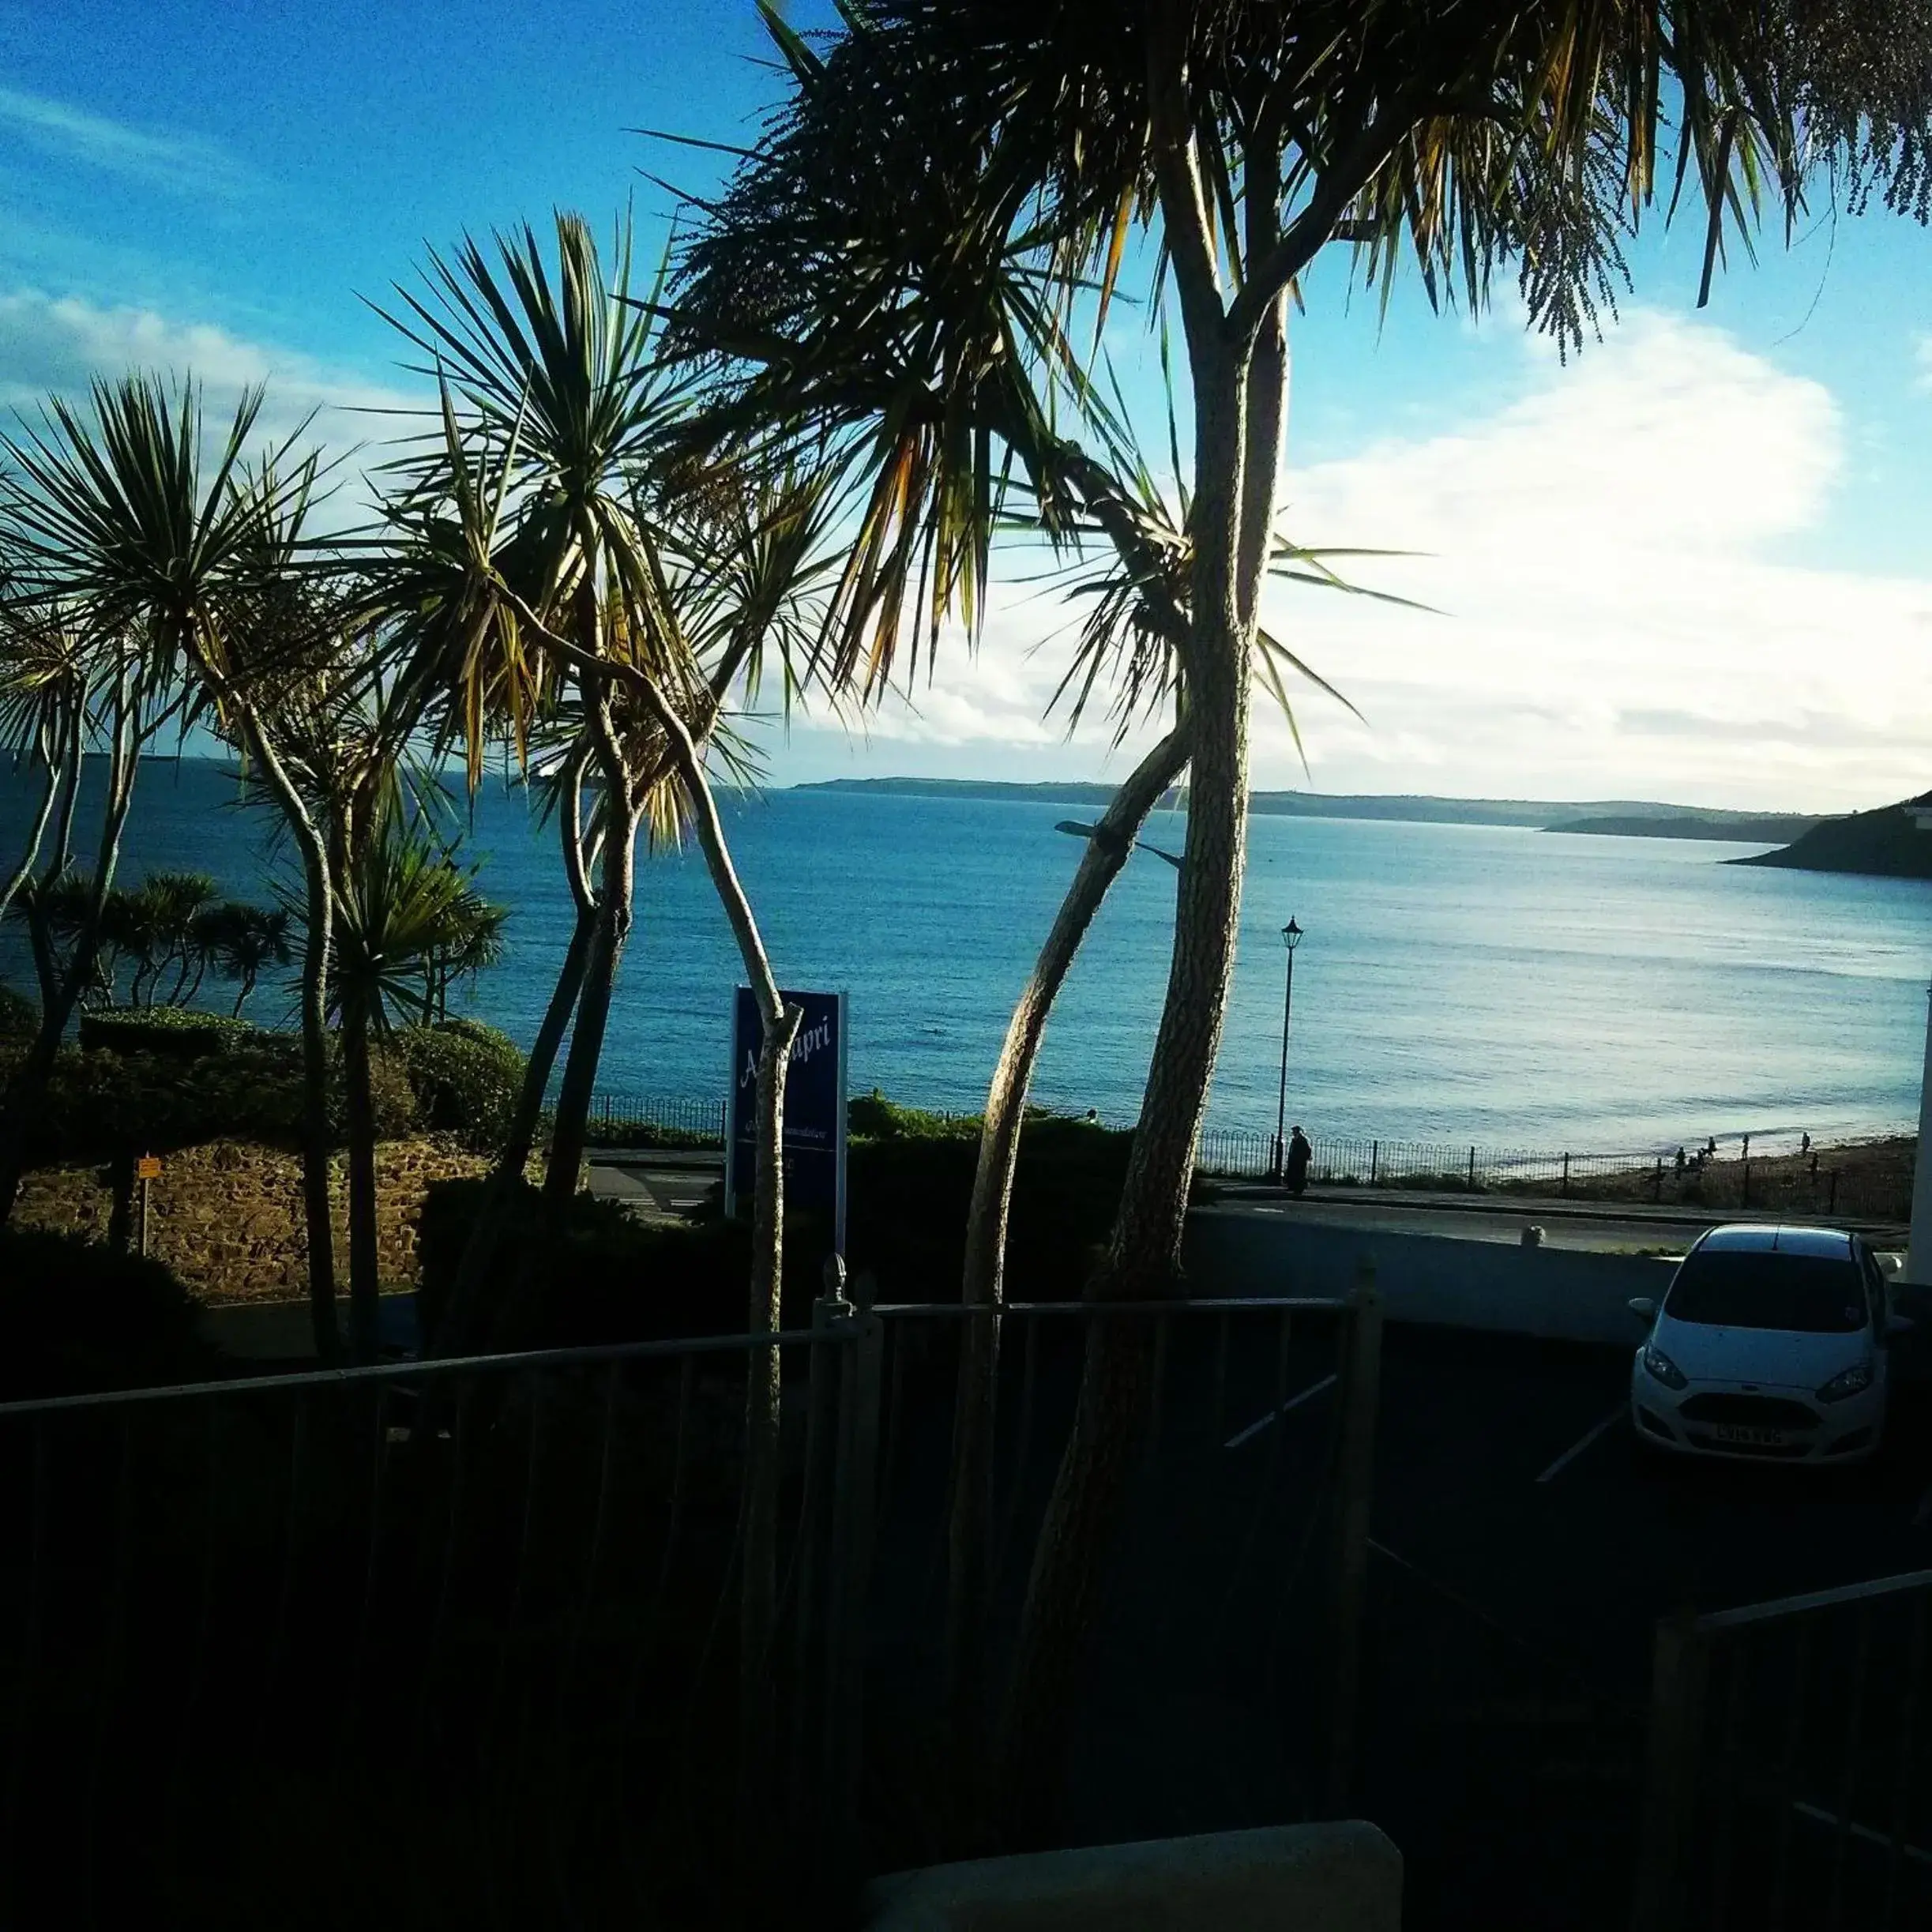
left=724, top=988, right=848, bottom=1257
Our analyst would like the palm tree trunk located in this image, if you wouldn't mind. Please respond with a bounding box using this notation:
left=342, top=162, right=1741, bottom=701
left=235, top=708, right=340, bottom=1363
left=0, top=679, right=142, bottom=1223
left=943, top=724, right=1190, bottom=1802
left=50, top=706, right=84, bottom=876
left=0, top=754, right=61, bottom=928
left=624, top=678, right=801, bottom=1879
left=428, top=899, right=596, bottom=1359
left=341, top=986, right=382, bottom=1363
left=429, top=737, right=600, bottom=1360
left=541, top=807, right=636, bottom=1218
left=997, top=330, right=1268, bottom=1836
left=507, top=905, right=594, bottom=1182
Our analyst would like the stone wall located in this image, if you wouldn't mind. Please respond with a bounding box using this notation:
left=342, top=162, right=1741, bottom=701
left=14, top=1136, right=492, bottom=1302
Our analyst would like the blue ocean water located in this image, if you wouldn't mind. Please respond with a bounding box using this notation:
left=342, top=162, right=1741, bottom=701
left=5, top=759, right=1929, bottom=1154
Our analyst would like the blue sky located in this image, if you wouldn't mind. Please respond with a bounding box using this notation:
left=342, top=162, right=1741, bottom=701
left=4, top=0, right=1932, bottom=810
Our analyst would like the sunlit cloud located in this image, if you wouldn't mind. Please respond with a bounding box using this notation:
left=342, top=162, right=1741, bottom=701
left=808, top=310, right=1932, bottom=814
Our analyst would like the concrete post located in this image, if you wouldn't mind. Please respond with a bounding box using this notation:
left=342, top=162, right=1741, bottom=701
left=1325, top=1257, right=1382, bottom=1816
left=1908, top=983, right=1932, bottom=1284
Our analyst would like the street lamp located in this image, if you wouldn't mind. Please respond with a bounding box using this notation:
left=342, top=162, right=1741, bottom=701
left=1273, top=917, right=1303, bottom=1185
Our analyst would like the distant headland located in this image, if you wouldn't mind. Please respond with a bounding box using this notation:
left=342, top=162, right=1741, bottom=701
left=796, top=776, right=1830, bottom=844
left=1736, top=792, right=1932, bottom=880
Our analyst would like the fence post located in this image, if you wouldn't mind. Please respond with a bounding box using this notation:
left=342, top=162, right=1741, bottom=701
left=1630, top=1611, right=1712, bottom=1932
left=791, top=1268, right=850, bottom=1837
left=1370, top=1141, right=1378, bottom=1186
left=1468, top=1145, right=1476, bottom=1191
left=1742, top=1157, right=1751, bottom=1209
left=1325, top=1255, right=1383, bottom=1817
left=1654, top=1157, right=1663, bottom=1203
left=823, top=1283, right=884, bottom=1887
left=1562, top=1152, right=1570, bottom=1197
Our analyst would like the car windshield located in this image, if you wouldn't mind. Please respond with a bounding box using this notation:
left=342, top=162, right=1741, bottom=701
left=1665, top=1249, right=1867, bottom=1333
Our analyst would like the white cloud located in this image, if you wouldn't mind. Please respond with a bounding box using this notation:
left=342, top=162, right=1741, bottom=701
left=0, top=86, right=255, bottom=197
left=0, top=288, right=423, bottom=495
left=812, top=310, right=1931, bottom=813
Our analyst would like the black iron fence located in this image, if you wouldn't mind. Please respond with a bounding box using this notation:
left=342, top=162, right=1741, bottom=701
left=577, top=1092, right=729, bottom=1148
left=1193, top=1128, right=1911, bottom=1223
left=0, top=1280, right=1378, bottom=1926
left=1631, top=1569, right=1932, bottom=1932
left=0, top=1323, right=867, bottom=1928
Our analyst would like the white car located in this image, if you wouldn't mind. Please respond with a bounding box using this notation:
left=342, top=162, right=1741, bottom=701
left=1628, top=1223, right=1907, bottom=1465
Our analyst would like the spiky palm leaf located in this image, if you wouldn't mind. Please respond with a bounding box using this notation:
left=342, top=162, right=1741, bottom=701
left=0, top=378, right=319, bottom=719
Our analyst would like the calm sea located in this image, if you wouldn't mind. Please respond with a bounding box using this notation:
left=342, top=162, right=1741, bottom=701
left=5, top=759, right=1929, bottom=1156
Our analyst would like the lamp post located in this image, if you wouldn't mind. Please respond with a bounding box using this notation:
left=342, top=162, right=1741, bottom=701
left=1907, top=797, right=1932, bottom=1283
left=1273, top=917, right=1303, bottom=1185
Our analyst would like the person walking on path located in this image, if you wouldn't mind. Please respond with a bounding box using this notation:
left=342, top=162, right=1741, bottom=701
left=1286, top=1125, right=1313, bottom=1198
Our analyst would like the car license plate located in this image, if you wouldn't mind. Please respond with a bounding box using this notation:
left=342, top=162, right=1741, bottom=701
left=1710, top=1424, right=1789, bottom=1447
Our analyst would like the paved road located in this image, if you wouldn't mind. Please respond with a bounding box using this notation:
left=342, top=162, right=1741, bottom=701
left=1205, top=1182, right=1908, bottom=1254
left=585, top=1149, right=723, bottom=1223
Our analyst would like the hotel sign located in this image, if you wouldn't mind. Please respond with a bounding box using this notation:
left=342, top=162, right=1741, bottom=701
left=724, top=987, right=848, bottom=1255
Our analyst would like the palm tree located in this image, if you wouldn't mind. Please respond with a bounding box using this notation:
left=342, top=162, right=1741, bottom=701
left=377, top=213, right=844, bottom=1827
left=0, top=374, right=348, bottom=1356
left=122, top=870, right=219, bottom=1006
left=0, top=594, right=88, bottom=930
left=377, top=212, right=835, bottom=1284
left=674, top=0, right=1932, bottom=1829
left=196, top=901, right=293, bottom=1017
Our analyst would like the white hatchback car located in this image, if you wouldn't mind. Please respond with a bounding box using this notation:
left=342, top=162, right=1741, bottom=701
left=1629, top=1224, right=1906, bottom=1465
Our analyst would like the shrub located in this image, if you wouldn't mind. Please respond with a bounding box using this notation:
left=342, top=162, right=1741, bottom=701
left=582, top=1117, right=725, bottom=1152
left=417, top=1106, right=1140, bottom=1348
left=388, top=1020, right=525, bottom=1151
left=417, top=1177, right=810, bottom=1348
left=848, top=1088, right=979, bottom=1142
left=0, top=982, right=36, bottom=1039
left=3, top=1037, right=419, bottom=1167
left=0, top=1229, right=216, bottom=1401
left=78, top=1006, right=268, bottom=1060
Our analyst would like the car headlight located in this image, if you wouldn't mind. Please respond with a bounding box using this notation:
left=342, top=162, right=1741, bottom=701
left=1642, top=1344, right=1688, bottom=1391
left=1817, top=1362, right=1874, bottom=1404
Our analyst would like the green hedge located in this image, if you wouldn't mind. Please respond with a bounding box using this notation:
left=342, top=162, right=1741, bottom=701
left=2, top=1039, right=419, bottom=1167
left=389, top=1020, right=526, bottom=1152
left=848, top=1089, right=979, bottom=1142
left=418, top=1111, right=1138, bottom=1349
left=417, top=1178, right=806, bottom=1348
left=7, top=1014, right=524, bottom=1164
left=77, top=1007, right=269, bottom=1059
left=0, top=1229, right=216, bottom=1401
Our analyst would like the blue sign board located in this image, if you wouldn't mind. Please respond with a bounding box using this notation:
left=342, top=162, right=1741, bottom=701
left=724, top=987, right=848, bottom=1254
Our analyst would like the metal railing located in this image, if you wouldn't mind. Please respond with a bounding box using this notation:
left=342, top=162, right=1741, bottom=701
left=1195, top=1129, right=1910, bottom=1222
left=0, top=1276, right=1378, bottom=1924
left=577, top=1092, right=728, bottom=1148
left=1631, top=1569, right=1932, bottom=1932
left=0, top=1321, right=870, bottom=1926
left=864, top=1274, right=1380, bottom=1822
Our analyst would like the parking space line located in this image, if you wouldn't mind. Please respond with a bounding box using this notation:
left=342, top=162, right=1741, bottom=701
left=1535, top=1404, right=1626, bottom=1485
left=1223, top=1372, right=1338, bottom=1451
